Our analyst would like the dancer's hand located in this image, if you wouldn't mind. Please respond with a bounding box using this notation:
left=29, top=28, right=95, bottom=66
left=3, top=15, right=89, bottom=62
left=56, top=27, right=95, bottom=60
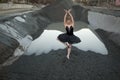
left=68, top=9, right=72, bottom=13
left=64, top=9, right=68, bottom=13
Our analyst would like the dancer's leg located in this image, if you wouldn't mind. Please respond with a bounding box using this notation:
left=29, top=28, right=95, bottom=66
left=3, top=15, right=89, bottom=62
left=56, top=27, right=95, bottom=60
left=66, top=44, right=72, bottom=59
left=57, top=38, right=72, bottom=59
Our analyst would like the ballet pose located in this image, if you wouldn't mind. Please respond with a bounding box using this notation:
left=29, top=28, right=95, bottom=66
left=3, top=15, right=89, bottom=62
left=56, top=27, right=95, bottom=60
left=57, top=9, right=81, bottom=59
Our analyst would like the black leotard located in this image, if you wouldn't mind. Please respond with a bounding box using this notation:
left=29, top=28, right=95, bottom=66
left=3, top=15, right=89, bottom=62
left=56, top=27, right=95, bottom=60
left=66, top=26, right=73, bottom=35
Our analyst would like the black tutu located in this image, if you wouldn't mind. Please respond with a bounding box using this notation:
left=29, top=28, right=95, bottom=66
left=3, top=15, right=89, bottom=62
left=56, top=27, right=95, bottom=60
left=58, top=33, right=81, bottom=44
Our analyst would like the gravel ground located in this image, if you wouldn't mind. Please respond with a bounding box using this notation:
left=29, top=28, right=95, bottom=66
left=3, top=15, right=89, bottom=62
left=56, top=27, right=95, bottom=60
left=0, top=29, right=120, bottom=80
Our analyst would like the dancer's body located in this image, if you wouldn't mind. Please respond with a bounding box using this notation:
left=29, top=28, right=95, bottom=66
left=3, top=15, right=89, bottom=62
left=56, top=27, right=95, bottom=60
left=57, top=9, right=81, bottom=59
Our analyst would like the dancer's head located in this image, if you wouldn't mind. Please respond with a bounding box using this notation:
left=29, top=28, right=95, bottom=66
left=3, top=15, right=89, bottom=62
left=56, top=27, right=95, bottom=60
left=66, top=20, right=72, bottom=25
left=66, top=14, right=72, bottom=25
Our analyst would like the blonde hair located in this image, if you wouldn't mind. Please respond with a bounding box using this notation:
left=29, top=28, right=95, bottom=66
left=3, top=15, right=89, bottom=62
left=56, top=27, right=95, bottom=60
left=66, top=14, right=72, bottom=22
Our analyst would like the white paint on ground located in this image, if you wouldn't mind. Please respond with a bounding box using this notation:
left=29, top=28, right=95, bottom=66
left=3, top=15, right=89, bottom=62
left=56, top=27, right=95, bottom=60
left=74, top=28, right=108, bottom=55
left=15, top=16, right=25, bottom=22
left=14, top=35, right=33, bottom=56
left=27, top=30, right=65, bottom=55
left=27, top=28, right=108, bottom=55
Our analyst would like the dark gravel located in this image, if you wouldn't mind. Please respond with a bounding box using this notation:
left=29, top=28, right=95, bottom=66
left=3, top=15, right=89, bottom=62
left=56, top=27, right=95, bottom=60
left=0, top=32, right=19, bottom=64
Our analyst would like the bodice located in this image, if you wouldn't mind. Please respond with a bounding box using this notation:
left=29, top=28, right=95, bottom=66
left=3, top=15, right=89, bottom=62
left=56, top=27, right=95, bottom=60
left=65, top=26, right=73, bottom=35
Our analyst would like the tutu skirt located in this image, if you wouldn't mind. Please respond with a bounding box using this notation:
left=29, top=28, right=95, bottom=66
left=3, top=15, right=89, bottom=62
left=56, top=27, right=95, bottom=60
left=57, top=33, right=81, bottom=44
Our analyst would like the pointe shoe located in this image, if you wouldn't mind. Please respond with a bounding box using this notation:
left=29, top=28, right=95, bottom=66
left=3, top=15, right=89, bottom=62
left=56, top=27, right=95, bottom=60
left=66, top=55, right=70, bottom=59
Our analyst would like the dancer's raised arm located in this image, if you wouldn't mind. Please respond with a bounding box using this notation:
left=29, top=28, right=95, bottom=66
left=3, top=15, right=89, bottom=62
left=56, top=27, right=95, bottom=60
left=67, top=9, right=74, bottom=26
left=64, top=9, right=74, bottom=27
left=64, top=9, right=68, bottom=27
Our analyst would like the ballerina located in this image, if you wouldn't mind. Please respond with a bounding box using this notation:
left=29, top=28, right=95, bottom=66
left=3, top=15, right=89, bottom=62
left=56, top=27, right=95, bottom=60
left=57, top=9, right=81, bottom=59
